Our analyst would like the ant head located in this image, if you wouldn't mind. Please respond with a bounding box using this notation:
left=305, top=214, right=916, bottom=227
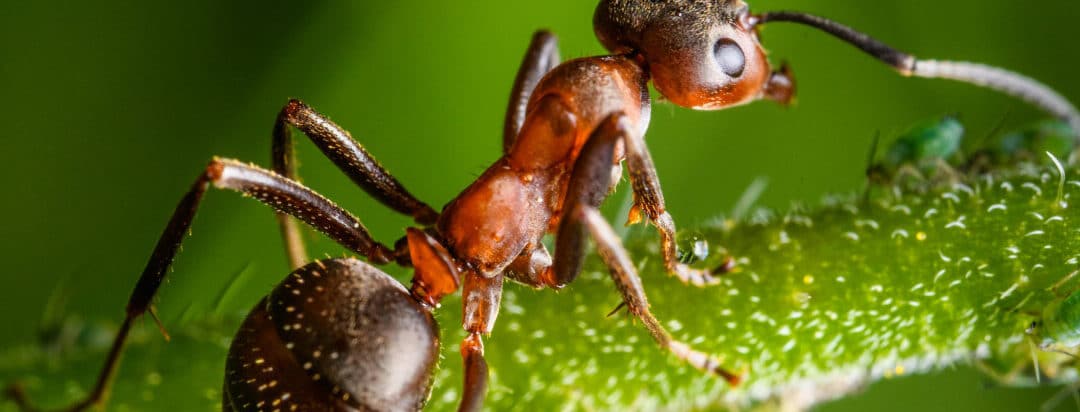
left=594, top=0, right=794, bottom=110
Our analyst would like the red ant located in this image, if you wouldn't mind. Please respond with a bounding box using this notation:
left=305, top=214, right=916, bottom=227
left=6, top=1, right=1077, bottom=411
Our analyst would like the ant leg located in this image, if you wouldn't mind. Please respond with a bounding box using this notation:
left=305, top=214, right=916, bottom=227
left=458, top=271, right=503, bottom=412
left=576, top=205, right=740, bottom=384
left=273, top=99, right=439, bottom=267
left=273, top=99, right=438, bottom=224
left=547, top=114, right=738, bottom=382
left=209, top=158, right=399, bottom=264
left=504, top=245, right=553, bottom=288
left=458, top=333, right=488, bottom=412
left=551, top=113, right=626, bottom=286
left=551, top=112, right=712, bottom=287
left=503, top=30, right=560, bottom=153
left=621, top=120, right=725, bottom=286
left=4, top=158, right=400, bottom=412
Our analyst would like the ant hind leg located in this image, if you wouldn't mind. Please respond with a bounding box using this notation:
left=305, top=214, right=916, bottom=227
left=272, top=99, right=439, bottom=267
left=5, top=159, right=403, bottom=412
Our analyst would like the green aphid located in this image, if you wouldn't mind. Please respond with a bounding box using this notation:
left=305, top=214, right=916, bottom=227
left=989, top=119, right=1075, bottom=164
left=1031, top=270, right=1080, bottom=350
left=1033, top=292, right=1080, bottom=349
left=868, top=116, right=965, bottom=183
left=989, top=271, right=1080, bottom=388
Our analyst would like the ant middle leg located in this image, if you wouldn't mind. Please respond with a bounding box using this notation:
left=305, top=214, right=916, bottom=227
left=273, top=99, right=439, bottom=267
left=5, top=158, right=402, bottom=412
left=457, top=271, right=504, bottom=412
left=503, top=30, right=560, bottom=153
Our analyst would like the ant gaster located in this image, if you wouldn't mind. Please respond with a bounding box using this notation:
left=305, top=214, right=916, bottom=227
left=7, top=1, right=1078, bottom=411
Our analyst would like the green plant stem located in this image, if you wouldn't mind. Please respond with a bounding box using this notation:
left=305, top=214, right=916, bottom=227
left=1, top=163, right=1078, bottom=411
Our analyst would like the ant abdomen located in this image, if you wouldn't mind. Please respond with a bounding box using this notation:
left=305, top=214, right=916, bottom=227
left=224, top=258, right=440, bottom=411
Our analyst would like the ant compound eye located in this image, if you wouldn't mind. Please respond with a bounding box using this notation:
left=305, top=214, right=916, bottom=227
left=714, top=38, right=745, bottom=78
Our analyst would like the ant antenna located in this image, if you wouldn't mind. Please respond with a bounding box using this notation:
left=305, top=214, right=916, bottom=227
left=755, top=11, right=1080, bottom=142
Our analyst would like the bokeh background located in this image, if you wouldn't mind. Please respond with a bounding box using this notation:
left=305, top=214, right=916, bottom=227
left=2, top=1, right=1079, bottom=410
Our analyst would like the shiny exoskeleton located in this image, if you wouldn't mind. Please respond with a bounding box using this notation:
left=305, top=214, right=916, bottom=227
left=8, top=1, right=1079, bottom=411
left=223, top=259, right=439, bottom=411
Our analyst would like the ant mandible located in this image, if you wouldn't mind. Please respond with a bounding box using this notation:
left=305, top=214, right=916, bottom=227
left=7, top=1, right=1079, bottom=411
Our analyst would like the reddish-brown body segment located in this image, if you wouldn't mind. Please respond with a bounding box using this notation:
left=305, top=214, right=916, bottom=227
left=438, top=56, right=648, bottom=281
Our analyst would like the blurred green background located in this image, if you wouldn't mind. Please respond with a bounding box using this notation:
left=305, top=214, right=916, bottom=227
left=1, top=1, right=1078, bottom=410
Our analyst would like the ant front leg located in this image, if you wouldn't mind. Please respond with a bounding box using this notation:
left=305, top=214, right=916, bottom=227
left=577, top=207, right=741, bottom=384
left=503, top=30, right=560, bottom=153
left=5, top=159, right=400, bottom=412
left=553, top=114, right=740, bottom=383
left=621, top=122, right=728, bottom=286
left=273, top=99, right=438, bottom=268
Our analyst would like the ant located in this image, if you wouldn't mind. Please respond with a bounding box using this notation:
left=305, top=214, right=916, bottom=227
left=6, top=1, right=1079, bottom=411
